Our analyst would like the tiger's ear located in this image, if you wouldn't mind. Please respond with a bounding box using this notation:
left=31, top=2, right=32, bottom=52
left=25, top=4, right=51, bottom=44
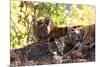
left=64, top=27, right=68, bottom=32
left=44, top=17, right=51, bottom=25
left=47, top=22, right=55, bottom=34
left=32, top=16, right=37, bottom=25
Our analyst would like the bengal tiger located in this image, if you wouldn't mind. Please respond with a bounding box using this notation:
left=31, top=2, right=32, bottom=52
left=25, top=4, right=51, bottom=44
left=32, top=17, right=49, bottom=41
left=67, top=24, right=95, bottom=54
left=32, top=16, right=95, bottom=48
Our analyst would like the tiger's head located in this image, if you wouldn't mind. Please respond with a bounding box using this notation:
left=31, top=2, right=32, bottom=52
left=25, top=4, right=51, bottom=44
left=63, top=25, right=84, bottom=46
left=32, top=17, right=52, bottom=40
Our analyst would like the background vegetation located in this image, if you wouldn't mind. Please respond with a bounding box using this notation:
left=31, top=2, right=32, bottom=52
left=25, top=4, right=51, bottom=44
left=10, top=1, right=95, bottom=49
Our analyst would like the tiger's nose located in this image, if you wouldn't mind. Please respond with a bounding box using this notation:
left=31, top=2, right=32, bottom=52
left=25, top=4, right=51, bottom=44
left=39, top=30, right=48, bottom=37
